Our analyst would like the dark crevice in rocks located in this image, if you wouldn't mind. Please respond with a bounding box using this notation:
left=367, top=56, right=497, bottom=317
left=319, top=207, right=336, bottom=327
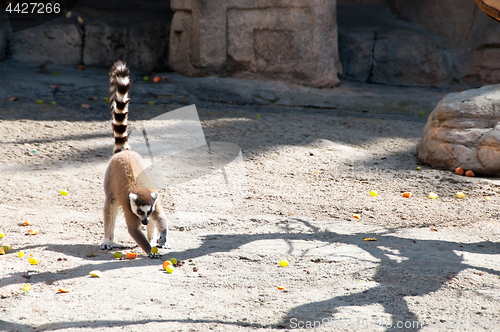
left=366, top=31, right=377, bottom=84
left=80, top=24, right=85, bottom=65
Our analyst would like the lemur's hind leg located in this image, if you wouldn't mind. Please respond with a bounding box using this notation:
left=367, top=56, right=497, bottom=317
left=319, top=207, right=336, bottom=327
left=100, top=197, right=124, bottom=250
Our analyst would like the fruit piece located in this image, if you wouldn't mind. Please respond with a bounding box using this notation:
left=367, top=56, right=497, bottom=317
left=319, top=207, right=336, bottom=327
left=89, top=270, right=102, bottom=278
left=53, top=72, right=59, bottom=77
left=29, top=257, right=38, bottom=265
left=456, top=192, right=466, bottom=199
left=162, top=261, right=173, bottom=270
left=364, top=237, right=377, bottom=241
left=27, top=229, right=39, bottom=235
left=51, top=101, right=56, bottom=106
left=125, top=252, right=137, bottom=259
left=0, top=247, right=4, bottom=255
left=414, top=166, right=422, bottom=170
left=169, top=257, right=178, bottom=265
left=402, top=192, right=413, bottom=198
left=465, top=170, right=475, bottom=177
left=153, top=76, right=161, bottom=83
left=104, top=97, right=110, bottom=102
left=3, top=244, right=12, bottom=252
left=147, top=100, right=154, bottom=105
left=65, top=11, right=72, bottom=18
left=6, top=95, right=19, bottom=102
left=0, top=232, right=3, bottom=238
left=24, top=221, right=30, bottom=226
left=113, top=251, right=123, bottom=259
left=18, top=251, right=24, bottom=257
left=428, top=192, right=438, bottom=199
left=58, top=288, right=70, bottom=293
left=277, top=286, right=287, bottom=290
left=36, top=99, right=43, bottom=104
left=419, top=111, right=426, bottom=116
left=279, top=259, right=289, bottom=267
left=77, top=16, right=84, bottom=24
left=455, top=167, right=465, bottom=175
left=353, top=214, right=361, bottom=220
left=60, top=190, right=68, bottom=196
left=484, top=196, right=491, bottom=200
left=369, top=190, right=378, bottom=197
left=151, top=247, right=158, bottom=254
left=256, top=115, right=261, bottom=119
left=143, top=76, right=149, bottom=81
left=23, top=284, right=32, bottom=291
left=165, top=265, right=174, bottom=274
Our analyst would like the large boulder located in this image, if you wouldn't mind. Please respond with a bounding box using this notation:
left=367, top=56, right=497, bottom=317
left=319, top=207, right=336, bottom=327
left=169, top=0, right=342, bottom=88
left=417, top=85, right=500, bottom=175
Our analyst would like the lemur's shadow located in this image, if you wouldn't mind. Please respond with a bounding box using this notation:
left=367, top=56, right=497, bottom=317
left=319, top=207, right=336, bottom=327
left=2, top=219, right=499, bottom=331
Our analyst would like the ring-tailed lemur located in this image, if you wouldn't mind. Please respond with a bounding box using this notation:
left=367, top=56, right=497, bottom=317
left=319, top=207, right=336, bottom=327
left=101, top=60, right=170, bottom=258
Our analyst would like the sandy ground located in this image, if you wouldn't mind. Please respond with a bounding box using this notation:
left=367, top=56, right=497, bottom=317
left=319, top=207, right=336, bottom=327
left=0, top=64, right=499, bottom=331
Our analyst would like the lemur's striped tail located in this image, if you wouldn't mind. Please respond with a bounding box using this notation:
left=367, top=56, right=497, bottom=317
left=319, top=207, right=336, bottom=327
left=109, top=60, right=131, bottom=154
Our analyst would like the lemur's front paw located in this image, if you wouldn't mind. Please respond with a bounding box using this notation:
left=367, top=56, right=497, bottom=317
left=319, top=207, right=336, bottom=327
left=157, top=236, right=171, bottom=249
left=148, top=252, right=162, bottom=259
left=100, top=241, right=124, bottom=250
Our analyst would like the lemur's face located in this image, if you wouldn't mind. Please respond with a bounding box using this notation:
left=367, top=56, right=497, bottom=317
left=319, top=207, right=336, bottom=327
left=129, top=192, right=159, bottom=225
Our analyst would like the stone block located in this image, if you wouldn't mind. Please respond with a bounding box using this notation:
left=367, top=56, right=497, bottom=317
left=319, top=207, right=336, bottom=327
left=169, top=0, right=342, bottom=87
left=418, top=84, right=500, bottom=175
left=10, top=20, right=82, bottom=64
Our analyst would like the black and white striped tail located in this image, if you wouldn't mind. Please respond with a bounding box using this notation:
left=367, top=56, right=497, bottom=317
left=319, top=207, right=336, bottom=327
left=109, top=60, right=131, bottom=154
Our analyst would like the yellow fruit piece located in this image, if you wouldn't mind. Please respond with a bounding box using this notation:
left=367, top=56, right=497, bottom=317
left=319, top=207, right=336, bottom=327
left=415, top=166, right=422, bottom=170
left=89, top=270, right=102, bottom=278
left=455, top=192, right=466, bottom=199
left=364, top=237, right=377, bottom=241
left=18, top=251, right=25, bottom=257
left=369, top=190, right=378, bottom=197
left=29, top=257, right=38, bottom=265
left=60, top=190, right=68, bottom=196
left=113, top=251, right=123, bottom=258
left=279, top=259, right=289, bottom=267
left=104, top=97, right=110, bottom=102
left=27, top=229, right=39, bottom=235
left=23, top=284, right=32, bottom=291
left=484, top=196, right=491, bottom=200
left=3, top=244, right=12, bottom=252
left=0, top=232, right=4, bottom=238
left=151, top=247, right=158, bottom=254
left=169, top=257, right=177, bottom=265
left=165, top=265, right=174, bottom=274
left=0, top=247, right=4, bottom=255
left=428, top=192, right=438, bottom=199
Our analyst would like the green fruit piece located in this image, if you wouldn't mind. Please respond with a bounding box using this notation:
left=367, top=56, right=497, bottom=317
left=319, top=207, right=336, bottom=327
left=169, top=257, right=177, bottom=265
left=151, top=247, right=158, bottom=254
left=113, top=252, right=123, bottom=258
left=143, top=76, right=149, bottom=81
left=147, top=101, right=154, bottom=105
left=51, top=101, right=56, bottom=106
left=256, top=115, right=261, bottom=119
left=104, top=97, right=110, bottom=103
left=419, top=111, right=426, bottom=116
left=3, top=244, right=12, bottom=253
left=53, top=72, right=59, bottom=77
left=36, top=99, right=43, bottom=105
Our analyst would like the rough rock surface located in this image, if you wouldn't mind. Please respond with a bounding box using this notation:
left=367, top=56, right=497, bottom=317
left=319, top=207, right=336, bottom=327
left=9, top=20, right=83, bottom=65
left=418, top=84, right=500, bottom=175
left=389, top=0, right=500, bottom=86
left=338, top=3, right=452, bottom=87
left=169, top=0, right=342, bottom=88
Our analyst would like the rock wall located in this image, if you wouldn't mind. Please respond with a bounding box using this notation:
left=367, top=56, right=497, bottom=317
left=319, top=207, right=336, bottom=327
left=389, top=0, right=500, bottom=86
left=169, top=0, right=342, bottom=88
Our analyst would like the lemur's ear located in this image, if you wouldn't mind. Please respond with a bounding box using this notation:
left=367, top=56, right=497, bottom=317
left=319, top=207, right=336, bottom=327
left=151, top=192, right=159, bottom=202
left=129, top=193, right=137, bottom=201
